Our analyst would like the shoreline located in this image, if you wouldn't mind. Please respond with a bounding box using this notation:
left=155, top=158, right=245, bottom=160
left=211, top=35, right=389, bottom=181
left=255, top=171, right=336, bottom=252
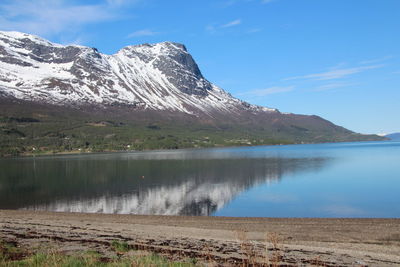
left=1, top=139, right=394, bottom=159
left=1, top=142, right=295, bottom=159
left=1, top=210, right=399, bottom=266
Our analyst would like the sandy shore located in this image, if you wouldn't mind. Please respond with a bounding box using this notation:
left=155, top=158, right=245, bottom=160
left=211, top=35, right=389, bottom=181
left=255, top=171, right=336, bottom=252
left=1, top=210, right=399, bottom=266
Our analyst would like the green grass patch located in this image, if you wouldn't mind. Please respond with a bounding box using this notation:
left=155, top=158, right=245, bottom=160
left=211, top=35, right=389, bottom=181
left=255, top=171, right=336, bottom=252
left=110, top=241, right=130, bottom=253
left=0, top=237, right=198, bottom=266
left=0, top=247, right=197, bottom=267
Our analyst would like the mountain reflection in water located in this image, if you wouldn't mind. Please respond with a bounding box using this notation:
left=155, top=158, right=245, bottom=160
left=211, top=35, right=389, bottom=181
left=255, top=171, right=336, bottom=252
left=0, top=150, right=329, bottom=216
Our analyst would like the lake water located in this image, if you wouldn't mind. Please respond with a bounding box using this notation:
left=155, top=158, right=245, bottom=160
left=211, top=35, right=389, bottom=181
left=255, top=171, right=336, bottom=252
left=0, top=141, right=399, bottom=218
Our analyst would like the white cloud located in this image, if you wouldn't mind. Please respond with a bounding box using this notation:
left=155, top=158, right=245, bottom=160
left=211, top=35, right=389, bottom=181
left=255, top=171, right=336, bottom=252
left=220, top=0, right=238, bottom=7
left=106, top=0, right=138, bottom=7
left=359, top=55, right=393, bottom=65
left=241, top=86, right=294, bottom=97
left=127, top=29, right=159, bottom=38
left=248, top=28, right=262, bottom=33
left=284, top=64, right=384, bottom=81
left=314, top=82, right=357, bottom=92
left=329, top=62, right=348, bottom=70
left=221, top=19, right=242, bottom=28
left=222, top=0, right=277, bottom=6
left=206, top=19, right=242, bottom=33
left=205, top=25, right=216, bottom=33
left=62, top=36, right=86, bottom=46
left=0, top=0, right=135, bottom=37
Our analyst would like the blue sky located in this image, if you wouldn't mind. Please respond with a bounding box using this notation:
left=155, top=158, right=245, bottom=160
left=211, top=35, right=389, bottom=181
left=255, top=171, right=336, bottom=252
left=0, top=0, right=399, bottom=134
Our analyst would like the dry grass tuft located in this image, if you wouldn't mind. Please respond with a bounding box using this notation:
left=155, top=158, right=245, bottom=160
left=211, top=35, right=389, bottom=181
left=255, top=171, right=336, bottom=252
left=236, top=230, right=258, bottom=266
left=265, top=232, right=284, bottom=266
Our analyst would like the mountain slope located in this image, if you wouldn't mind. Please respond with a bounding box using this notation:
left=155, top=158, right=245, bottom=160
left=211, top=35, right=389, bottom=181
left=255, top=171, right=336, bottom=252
left=0, top=31, right=384, bottom=156
left=385, top=133, right=400, bottom=141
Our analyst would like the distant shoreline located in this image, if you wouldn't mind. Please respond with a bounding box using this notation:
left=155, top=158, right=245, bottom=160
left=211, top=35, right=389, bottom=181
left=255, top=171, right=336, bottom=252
left=1, top=142, right=295, bottom=158
left=1, top=139, right=393, bottom=159
left=1, top=210, right=399, bottom=266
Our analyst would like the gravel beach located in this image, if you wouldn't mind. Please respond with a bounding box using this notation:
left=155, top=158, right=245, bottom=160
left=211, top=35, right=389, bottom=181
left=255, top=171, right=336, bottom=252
left=1, top=210, right=399, bottom=266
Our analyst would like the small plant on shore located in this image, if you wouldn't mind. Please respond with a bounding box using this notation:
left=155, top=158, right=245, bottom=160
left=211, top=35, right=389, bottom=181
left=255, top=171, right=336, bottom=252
left=0, top=239, right=29, bottom=263
left=189, top=257, right=198, bottom=265
left=111, top=240, right=130, bottom=253
left=265, top=232, right=283, bottom=267
left=236, top=230, right=259, bottom=266
left=232, top=231, right=287, bottom=266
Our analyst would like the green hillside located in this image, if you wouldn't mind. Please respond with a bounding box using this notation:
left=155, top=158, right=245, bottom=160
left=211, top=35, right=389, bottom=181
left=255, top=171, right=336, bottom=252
left=0, top=99, right=384, bottom=157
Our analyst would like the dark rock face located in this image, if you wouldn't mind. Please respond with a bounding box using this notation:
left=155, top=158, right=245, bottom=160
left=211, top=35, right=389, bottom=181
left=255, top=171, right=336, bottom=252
left=126, top=42, right=213, bottom=96
left=25, top=44, right=82, bottom=64
left=0, top=41, right=33, bottom=66
left=153, top=47, right=213, bottom=96
left=0, top=35, right=82, bottom=64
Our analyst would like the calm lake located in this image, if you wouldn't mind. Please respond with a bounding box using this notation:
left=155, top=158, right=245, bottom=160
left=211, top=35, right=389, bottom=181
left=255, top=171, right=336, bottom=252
left=0, top=141, right=399, bottom=218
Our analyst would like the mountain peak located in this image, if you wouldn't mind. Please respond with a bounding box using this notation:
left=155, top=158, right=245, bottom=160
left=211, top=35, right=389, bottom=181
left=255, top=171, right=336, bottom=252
left=127, top=41, right=186, bottom=49
left=120, top=41, right=188, bottom=58
left=142, top=41, right=187, bottom=51
left=117, top=41, right=210, bottom=97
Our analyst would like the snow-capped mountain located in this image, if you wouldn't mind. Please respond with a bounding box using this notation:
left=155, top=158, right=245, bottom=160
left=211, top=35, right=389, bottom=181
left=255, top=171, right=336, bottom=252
left=0, top=30, right=275, bottom=116
left=0, top=30, right=385, bottom=155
